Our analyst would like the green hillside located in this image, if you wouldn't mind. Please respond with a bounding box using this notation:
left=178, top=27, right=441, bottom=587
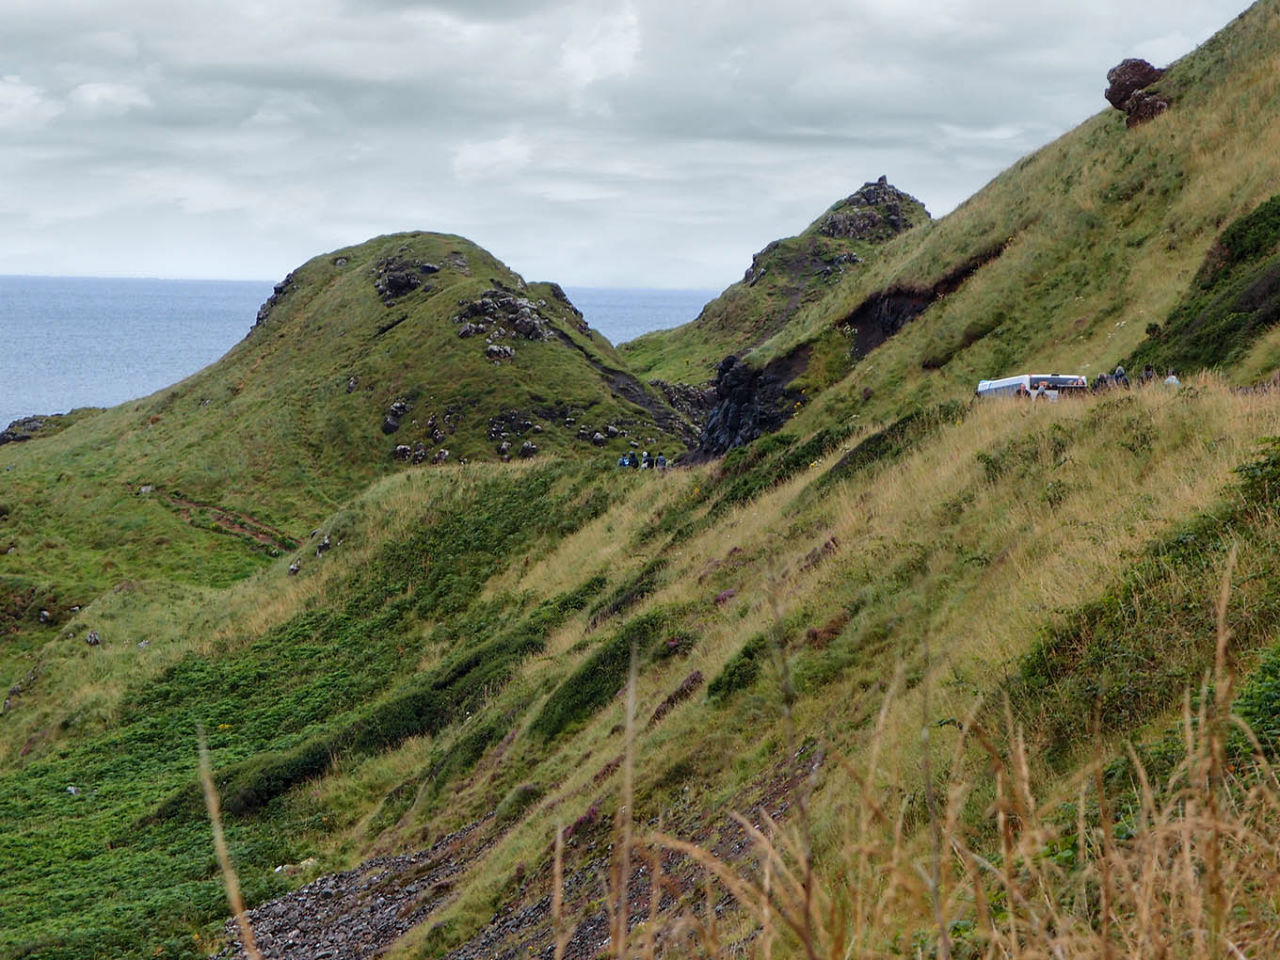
left=0, top=232, right=688, bottom=627
left=6, top=3, right=1280, bottom=959
left=621, top=176, right=931, bottom=384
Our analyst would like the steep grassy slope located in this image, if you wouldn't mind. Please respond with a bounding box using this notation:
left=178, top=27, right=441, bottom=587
left=6, top=377, right=1280, bottom=959
left=7, top=3, right=1280, bottom=958
left=647, top=0, right=1280, bottom=453
left=0, top=232, right=687, bottom=683
left=621, top=178, right=930, bottom=384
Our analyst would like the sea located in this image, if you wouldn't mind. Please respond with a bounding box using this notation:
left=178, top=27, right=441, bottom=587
left=0, top=277, right=715, bottom=429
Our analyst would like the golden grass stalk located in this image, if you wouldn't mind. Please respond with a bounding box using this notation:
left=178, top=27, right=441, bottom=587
left=198, top=728, right=263, bottom=960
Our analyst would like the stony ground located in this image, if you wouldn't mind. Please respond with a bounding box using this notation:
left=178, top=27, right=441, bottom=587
left=219, top=751, right=818, bottom=960
left=219, top=819, right=492, bottom=960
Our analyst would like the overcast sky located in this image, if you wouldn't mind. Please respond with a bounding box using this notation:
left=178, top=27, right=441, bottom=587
left=0, top=0, right=1249, bottom=289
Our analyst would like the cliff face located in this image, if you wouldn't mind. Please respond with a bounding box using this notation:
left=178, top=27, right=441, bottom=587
left=619, top=177, right=930, bottom=385
left=620, top=176, right=931, bottom=456
left=691, top=349, right=809, bottom=460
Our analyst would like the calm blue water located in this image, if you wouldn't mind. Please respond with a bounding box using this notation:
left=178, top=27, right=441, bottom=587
left=0, top=276, right=272, bottom=429
left=565, top=287, right=714, bottom=348
left=0, top=278, right=715, bottom=429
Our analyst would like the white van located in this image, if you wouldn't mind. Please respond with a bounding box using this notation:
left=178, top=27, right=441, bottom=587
left=976, top=373, right=1087, bottom=400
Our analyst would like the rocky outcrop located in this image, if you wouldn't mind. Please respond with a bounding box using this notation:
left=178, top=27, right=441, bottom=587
left=1124, top=90, right=1171, bottom=127
left=0, top=412, right=84, bottom=446
left=253, top=272, right=295, bottom=328
left=381, top=398, right=409, bottom=435
left=818, top=176, right=925, bottom=241
left=1105, top=58, right=1170, bottom=127
left=372, top=256, right=439, bottom=304
left=1105, top=58, right=1165, bottom=109
left=693, top=349, right=810, bottom=460
left=841, top=242, right=1007, bottom=361
left=650, top=379, right=716, bottom=428
left=742, top=240, right=781, bottom=285
left=452, top=289, right=555, bottom=360
left=0, top=416, right=48, bottom=445
left=546, top=282, right=584, bottom=321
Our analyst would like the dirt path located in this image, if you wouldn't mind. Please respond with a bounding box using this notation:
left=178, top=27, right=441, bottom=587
left=154, top=490, right=298, bottom=550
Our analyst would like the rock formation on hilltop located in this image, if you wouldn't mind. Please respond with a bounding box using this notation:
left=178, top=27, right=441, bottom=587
left=817, top=175, right=926, bottom=242
left=1105, top=57, right=1170, bottom=127
left=624, top=176, right=930, bottom=388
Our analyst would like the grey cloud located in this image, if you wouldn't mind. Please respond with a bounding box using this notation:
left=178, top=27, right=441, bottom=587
left=0, top=0, right=1252, bottom=288
left=347, top=0, right=567, bottom=19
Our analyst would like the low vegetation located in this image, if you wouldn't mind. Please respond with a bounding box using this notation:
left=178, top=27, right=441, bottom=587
left=6, top=3, right=1280, bottom=959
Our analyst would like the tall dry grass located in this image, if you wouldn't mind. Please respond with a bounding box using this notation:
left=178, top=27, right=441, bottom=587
left=559, top=550, right=1280, bottom=959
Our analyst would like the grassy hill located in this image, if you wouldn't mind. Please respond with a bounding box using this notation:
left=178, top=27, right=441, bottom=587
left=620, top=177, right=930, bottom=385
left=6, top=3, right=1280, bottom=958
left=0, top=232, right=689, bottom=671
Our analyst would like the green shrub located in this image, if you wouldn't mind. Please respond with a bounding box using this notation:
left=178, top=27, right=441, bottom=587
left=589, top=559, right=668, bottom=625
left=708, top=633, right=771, bottom=703
left=1126, top=194, right=1280, bottom=374
left=820, top=402, right=966, bottom=489
left=495, top=782, right=543, bottom=822
left=530, top=612, right=666, bottom=740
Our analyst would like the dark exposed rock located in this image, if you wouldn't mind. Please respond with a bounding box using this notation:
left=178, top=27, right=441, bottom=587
left=0, top=416, right=48, bottom=445
left=519, top=440, right=538, bottom=458
left=650, top=380, right=716, bottom=428
left=486, top=410, right=538, bottom=442
left=393, top=445, right=412, bottom=461
left=486, top=343, right=515, bottom=362
left=1125, top=90, right=1171, bottom=127
left=431, top=449, right=450, bottom=464
left=381, top=415, right=401, bottom=435
left=546, top=282, right=584, bottom=319
left=219, top=820, right=489, bottom=960
left=743, top=240, right=781, bottom=285
left=85, top=631, right=101, bottom=646
left=827, top=251, right=862, bottom=268
left=411, top=443, right=429, bottom=464
left=254, top=272, right=296, bottom=328
left=372, top=256, right=439, bottom=304
left=839, top=243, right=1007, bottom=361
left=818, top=176, right=924, bottom=241
left=692, top=349, right=810, bottom=460
left=647, top=671, right=704, bottom=729
left=1105, top=58, right=1165, bottom=110
left=453, top=289, right=553, bottom=352
left=1104, top=58, right=1171, bottom=127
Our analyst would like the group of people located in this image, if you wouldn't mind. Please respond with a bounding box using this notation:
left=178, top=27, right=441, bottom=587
left=1095, top=364, right=1180, bottom=390
left=617, top=450, right=667, bottom=470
